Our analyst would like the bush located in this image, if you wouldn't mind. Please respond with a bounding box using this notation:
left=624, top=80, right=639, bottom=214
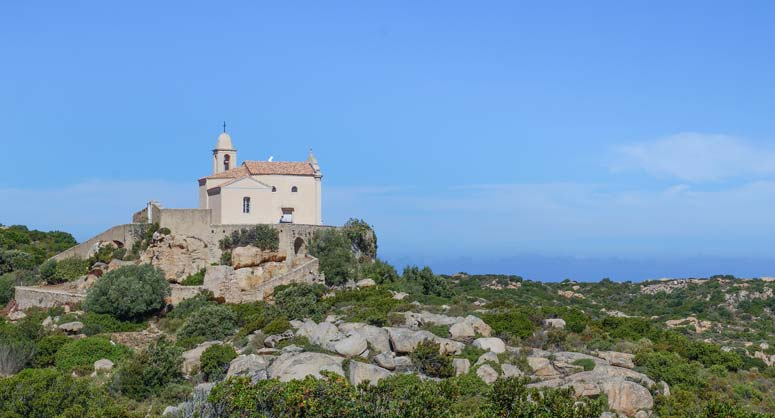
left=54, top=256, right=90, bottom=281
left=0, top=337, right=35, bottom=375
left=180, top=268, right=205, bottom=286
left=572, top=358, right=596, bottom=371
left=483, top=377, right=607, bottom=417
left=634, top=351, right=704, bottom=388
left=0, top=368, right=123, bottom=418
left=360, top=259, right=398, bottom=284
left=0, top=273, right=15, bottom=305
left=38, top=259, right=57, bottom=284
left=481, top=310, right=536, bottom=341
left=403, top=266, right=452, bottom=298
left=0, top=250, right=36, bottom=274
left=274, top=283, right=329, bottom=321
left=308, top=229, right=356, bottom=286
left=32, top=334, right=70, bottom=367
left=113, top=338, right=183, bottom=400
left=81, top=312, right=146, bottom=336
left=168, top=291, right=216, bottom=319
left=55, top=336, right=130, bottom=373
left=262, top=317, right=291, bottom=335
left=177, top=304, right=238, bottom=341
left=219, top=225, right=279, bottom=251
left=84, top=264, right=170, bottom=321
left=411, top=340, right=455, bottom=378
left=200, top=344, right=237, bottom=381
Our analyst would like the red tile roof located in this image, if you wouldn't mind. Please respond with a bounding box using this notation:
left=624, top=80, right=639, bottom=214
left=200, top=166, right=249, bottom=180
left=243, top=161, right=316, bottom=176
left=201, top=161, right=316, bottom=182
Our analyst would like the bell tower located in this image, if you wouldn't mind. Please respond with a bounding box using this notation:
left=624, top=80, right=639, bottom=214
left=213, top=122, right=237, bottom=174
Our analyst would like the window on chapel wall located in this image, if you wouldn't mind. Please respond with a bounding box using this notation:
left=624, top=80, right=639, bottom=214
left=272, top=186, right=277, bottom=192
left=242, top=197, right=251, bottom=213
left=224, top=154, right=231, bottom=171
left=291, top=186, right=298, bottom=193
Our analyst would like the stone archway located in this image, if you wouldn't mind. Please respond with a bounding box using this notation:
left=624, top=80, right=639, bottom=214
left=293, top=237, right=306, bottom=256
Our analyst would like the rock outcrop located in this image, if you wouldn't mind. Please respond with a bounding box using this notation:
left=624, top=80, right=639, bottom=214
left=142, top=234, right=210, bottom=282
left=268, top=352, right=345, bottom=382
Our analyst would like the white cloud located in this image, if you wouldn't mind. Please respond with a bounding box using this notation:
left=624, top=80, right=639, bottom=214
left=613, top=133, right=775, bottom=182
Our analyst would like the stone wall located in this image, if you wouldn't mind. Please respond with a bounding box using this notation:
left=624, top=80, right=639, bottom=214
left=15, top=286, right=85, bottom=310
left=158, top=209, right=212, bottom=237
left=168, top=284, right=205, bottom=305
left=52, top=223, right=148, bottom=261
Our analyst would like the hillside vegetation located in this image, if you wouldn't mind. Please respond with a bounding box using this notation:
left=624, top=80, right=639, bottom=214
left=1, top=222, right=775, bottom=417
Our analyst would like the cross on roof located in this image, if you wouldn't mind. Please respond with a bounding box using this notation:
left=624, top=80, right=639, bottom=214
left=222, top=121, right=227, bottom=132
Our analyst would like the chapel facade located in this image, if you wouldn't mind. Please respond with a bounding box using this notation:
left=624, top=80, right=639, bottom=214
left=197, top=129, right=323, bottom=225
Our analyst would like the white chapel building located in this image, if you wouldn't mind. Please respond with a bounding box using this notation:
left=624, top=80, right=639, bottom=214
left=197, top=129, right=323, bottom=225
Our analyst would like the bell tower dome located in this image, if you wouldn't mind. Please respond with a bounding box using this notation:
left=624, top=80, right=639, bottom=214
left=213, top=122, right=237, bottom=174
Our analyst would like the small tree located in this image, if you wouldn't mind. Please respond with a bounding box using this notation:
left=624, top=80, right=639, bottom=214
left=113, top=338, right=183, bottom=400
left=200, top=344, right=237, bottom=382
left=84, top=264, right=170, bottom=321
left=308, top=229, right=355, bottom=286
left=177, top=304, right=238, bottom=341
left=410, top=340, right=454, bottom=378
left=54, top=257, right=89, bottom=282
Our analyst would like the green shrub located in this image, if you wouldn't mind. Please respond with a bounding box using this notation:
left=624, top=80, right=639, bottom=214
left=481, top=310, right=536, bottom=341
left=158, top=227, right=171, bottom=235
left=177, top=304, right=238, bottom=341
left=219, top=225, right=279, bottom=251
left=32, top=334, right=70, bottom=367
left=0, top=336, right=35, bottom=375
left=634, top=350, right=704, bottom=388
left=168, top=291, right=216, bottom=320
left=200, top=344, right=237, bottom=381
left=180, top=268, right=205, bottom=286
left=572, top=358, right=596, bottom=371
left=55, top=336, right=130, bottom=373
left=81, top=312, right=146, bottom=336
left=274, top=283, right=329, bottom=321
left=402, top=266, right=452, bottom=298
left=54, top=256, right=90, bottom=281
left=0, top=368, right=124, bottom=418
left=113, top=338, right=183, bottom=400
left=411, top=340, right=455, bottom=378
left=0, top=249, right=36, bottom=274
left=262, top=317, right=291, bottom=335
left=326, top=287, right=401, bottom=327
left=483, top=377, right=607, bottom=417
left=84, top=264, right=170, bottom=321
left=308, top=229, right=356, bottom=286
left=0, top=273, right=15, bottom=305
left=360, top=258, right=398, bottom=284
left=38, top=259, right=58, bottom=284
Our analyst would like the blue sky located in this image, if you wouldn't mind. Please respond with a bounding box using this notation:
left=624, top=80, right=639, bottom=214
left=2, top=1, right=775, bottom=281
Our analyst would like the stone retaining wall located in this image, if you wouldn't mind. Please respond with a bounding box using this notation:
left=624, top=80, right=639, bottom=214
left=52, top=223, right=148, bottom=261
left=14, top=286, right=85, bottom=310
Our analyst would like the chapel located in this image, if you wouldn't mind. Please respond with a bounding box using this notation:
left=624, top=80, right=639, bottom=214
left=197, top=128, right=323, bottom=225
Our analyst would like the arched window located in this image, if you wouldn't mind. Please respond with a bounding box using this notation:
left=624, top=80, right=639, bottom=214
left=224, top=154, right=231, bottom=171
left=242, top=196, right=251, bottom=213
left=291, top=186, right=298, bottom=193
left=271, top=186, right=277, bottom=192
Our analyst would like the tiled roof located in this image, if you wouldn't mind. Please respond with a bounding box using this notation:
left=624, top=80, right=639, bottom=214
left=243, top=161, right=316, bottom=176
left=200, top=166, right=249, bottom=180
